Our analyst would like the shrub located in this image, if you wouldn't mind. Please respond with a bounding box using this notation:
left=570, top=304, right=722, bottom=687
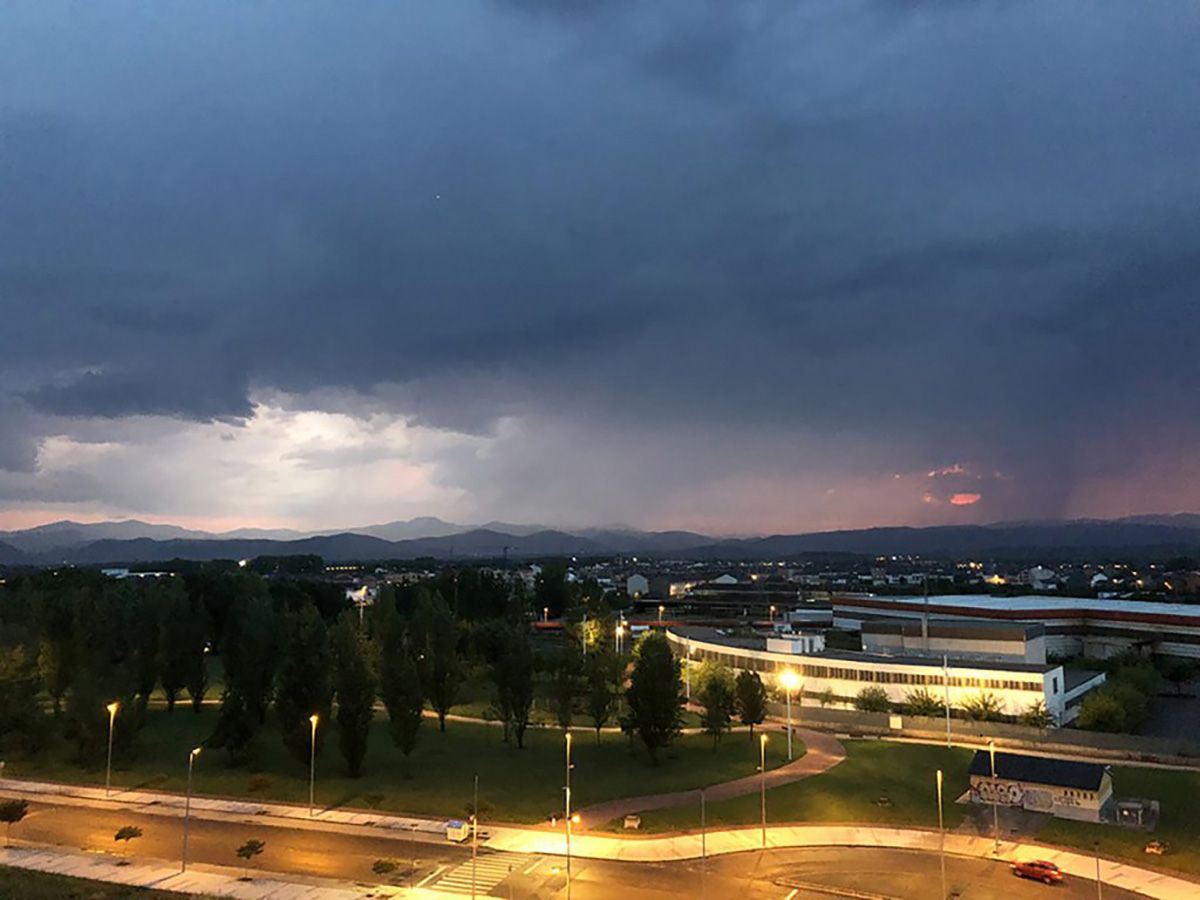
left=961, top=691, right=1005, bottom=722
left=1019, top=699, right=1054, bottom=729
left=903, top=688, right=945, bottom=717
left=854, top=686, right=891, bottom=712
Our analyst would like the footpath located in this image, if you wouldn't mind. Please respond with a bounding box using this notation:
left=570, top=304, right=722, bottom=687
left=577, top=727, right=845, bottom=825
left=3, top=776, right=1200, bottom=899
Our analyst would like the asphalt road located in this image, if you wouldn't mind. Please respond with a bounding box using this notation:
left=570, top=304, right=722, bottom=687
left=14, top=801, right=1141, bottom=899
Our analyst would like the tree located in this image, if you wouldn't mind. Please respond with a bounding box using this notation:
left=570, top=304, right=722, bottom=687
left=127, top=583, right=165, bottom=718
left=622, top=632, right=684, bottom=764
left=222, top=585, right=279, bottom=724
left=412, top=591, right=460, bottom=732
left=534, top=560, right=572, bottom=619
left=584, top=647, right=621, bottom=742
left=734, top=670, right=767, bottom=737
left=331, top=614, right=376, bottom=777
left=376, top=595, right=425, bottom=759
left=0, top=799, right=28, bottom=846
left=697, top=666, right=736, bottom=748
left=961, top=691, right=1005, bottom=722
left=903, top=688, right=945, bottom=717
left=492, top=625, right=536, bottom=748
left=552, top=648, right=581, bottom=731
left=236, top=838, right=266, bottom=880
left=1019, top=699, right=1054, bottom=729
left=208, top=686, right=256, bottom=764
left=275, top=603, right=333, bottom=765
left=854, top=686, right=891, bottom=712
left=159, top=583, right=200, bottom=713
left=1162, top=660, right=1196, bottom=696
left=816, top=688, right=836, bottom=708
left=114, top=824, right=143, bottom=859
left=0, top=646, right=45, bottom=757
left=1076, top=682, right=1150, bottom=733
left=33, top=587, right=74, bottom=717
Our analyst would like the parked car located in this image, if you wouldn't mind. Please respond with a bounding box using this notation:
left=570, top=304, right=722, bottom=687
left=1144, top=841, right=1170, bottom=856
left=1011, top=860, right=1064, bottom=884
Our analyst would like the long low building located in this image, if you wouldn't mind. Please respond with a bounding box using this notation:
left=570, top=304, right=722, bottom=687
left=833, top=594, right=1200, bottom=659
left=665, top=626, right=1104, bottom=725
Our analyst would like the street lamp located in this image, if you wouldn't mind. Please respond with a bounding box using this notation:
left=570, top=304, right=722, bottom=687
left=759, top=733, right=768, bottom=847
left=543, top=606, right=549, bottom=623
left=564, top=731, right=578, bottom=898
left=779, top=670, right=799, bottom=760
left=1094, top=840, right=1103, bottom=900
left=104, top=701, right=119, bottom=798
left=181, top=747, right=202, bottom=872
left=471, top=773, right=479, bottom=900
left=988, top=740, right=1000, bottom=855
left=685, top=640, right=693, bottom=701
left=615, top=620, right=624, bottom=654
left=935, top=769, right=946, bottom=900
left=769, top=604, right=776, bottom=623
left=308, top=714, right=319, bottom=817
left=658, top=604, right=665, bottom=624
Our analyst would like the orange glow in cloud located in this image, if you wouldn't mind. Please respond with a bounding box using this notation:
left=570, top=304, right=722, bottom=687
left=950, top=492, right=981, bottom=506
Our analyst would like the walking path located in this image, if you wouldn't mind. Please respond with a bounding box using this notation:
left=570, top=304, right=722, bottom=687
left=4, top=776, right=1199, bottom=899
left=576, top=727, right=845, bottom=827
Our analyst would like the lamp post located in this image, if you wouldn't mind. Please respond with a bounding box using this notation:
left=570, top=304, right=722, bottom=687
left=565, top=732, right=575, bottom=895
left=658, top=604, right=665, bottom=625
left=769, top=604, right=776, bottom=624
left=543, top=606, right=549, bottom=623
left=471, top=773, right=479, bottom=899
left=685, top=640, right=693, bottom=701
left=181, top=747, right=202, bottom=872
left=936, top=769, right=946, bottom=900
left=1094, top=841, right=1103, bottom=900
left=988, top=740, right=1000, bottom=855
left=943, top=654, right=952, bottom=747
left=104, top=701, right=119, bottom=798
left=615, top=621, right=624, bottom=654
left=759, top=733, right=768, bottom=847
left=779, top=670, right=799, bottom=760
left=308, top=714, right=319, bottom=817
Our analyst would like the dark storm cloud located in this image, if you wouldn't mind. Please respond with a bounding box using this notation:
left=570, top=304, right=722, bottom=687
left=2, top=1, right=1200, bottom=525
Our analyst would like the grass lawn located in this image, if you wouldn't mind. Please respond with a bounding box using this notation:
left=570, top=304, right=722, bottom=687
left=1037, top=764, right=1200, bottom=877
left=0, top=866, right=202, bottom=898
left=630, top=740, right=1200, bottom=880
left=628, top=740, right=973, bottom=833
left=9, top=707, right=787, bottom=824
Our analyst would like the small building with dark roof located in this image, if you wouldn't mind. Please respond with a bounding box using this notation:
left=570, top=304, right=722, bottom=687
left=968, top=750, right=1113, bottom=822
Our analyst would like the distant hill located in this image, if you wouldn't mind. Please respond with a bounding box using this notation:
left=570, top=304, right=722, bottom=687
left=3, top=515, right=1200, bottom=566
left=0, top=541, right=26, bottom=565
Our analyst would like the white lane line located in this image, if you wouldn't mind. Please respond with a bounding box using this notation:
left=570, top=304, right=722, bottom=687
left=416, top=863, right=447, bottom=887
left=783, top=890, right=798, bottom=900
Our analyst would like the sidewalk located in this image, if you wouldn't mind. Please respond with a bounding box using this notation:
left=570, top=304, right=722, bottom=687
left=4, top=776, right=1198, bottom=899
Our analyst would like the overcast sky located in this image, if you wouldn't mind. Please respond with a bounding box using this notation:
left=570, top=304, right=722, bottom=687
left=3, top=1, right=1200, bottom=535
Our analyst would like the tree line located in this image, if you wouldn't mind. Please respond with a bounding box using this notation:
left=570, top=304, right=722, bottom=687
left=0, top=561, right=722, bottom=775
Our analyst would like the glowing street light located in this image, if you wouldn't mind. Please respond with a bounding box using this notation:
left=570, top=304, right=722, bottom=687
left=104, top=701, right=119, bottom=798
left=769, top=604, right=776, bottom=623
left=758, top=733, right=769, bottom=847
left=309, top=714, right=320, bottom=817
left=614, top=620, right=624, bottom=654
left=181, top=747, right=202, bottom=872
left=779, top=670, right=800, bottom=760
left=658, top=604, right=665, bottom=624
left=543, top=606, right=549, bottom=623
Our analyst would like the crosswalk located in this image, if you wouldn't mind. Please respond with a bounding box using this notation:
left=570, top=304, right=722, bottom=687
left=428, top=851, right=534, bottom=896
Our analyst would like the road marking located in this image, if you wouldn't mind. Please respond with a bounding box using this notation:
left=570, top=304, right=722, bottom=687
left=522, top=857, right=541, bottom=875
left=416, top=864, right=446, bottom=887
left=783, top=890, right=798, bottom=900
left=429, top=852, right=534, bottom=895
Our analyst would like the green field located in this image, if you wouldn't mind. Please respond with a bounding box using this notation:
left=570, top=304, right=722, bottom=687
left=8, top=706, right=787, bottom=824
left=1038, top=763, right=1200, bottom=877
left=628, top=740, right=973, bottom=832
left=0, top=866, right=202, bottom=899
left=630, top=739, right=1200, bottom=879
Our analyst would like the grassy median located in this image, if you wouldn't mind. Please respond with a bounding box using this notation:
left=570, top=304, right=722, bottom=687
left=7, top=707, right=787, bottom=824
left=0, top=866, right=203, bottom=899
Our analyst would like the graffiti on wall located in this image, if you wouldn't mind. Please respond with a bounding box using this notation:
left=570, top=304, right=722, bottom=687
left=970, top=778, right=1025, bottom=807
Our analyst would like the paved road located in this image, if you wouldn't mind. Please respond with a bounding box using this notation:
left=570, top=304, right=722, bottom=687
left=577, top=728, right=846, bottom=827
left=12, top=800, right=1139, bottom=898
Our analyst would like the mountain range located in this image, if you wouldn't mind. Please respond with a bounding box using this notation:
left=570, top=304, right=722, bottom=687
left=1, top=514, right=1199, bottom=567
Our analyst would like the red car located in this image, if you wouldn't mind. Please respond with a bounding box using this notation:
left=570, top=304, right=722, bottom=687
left=1011, top=860, right=1064, bottom=885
